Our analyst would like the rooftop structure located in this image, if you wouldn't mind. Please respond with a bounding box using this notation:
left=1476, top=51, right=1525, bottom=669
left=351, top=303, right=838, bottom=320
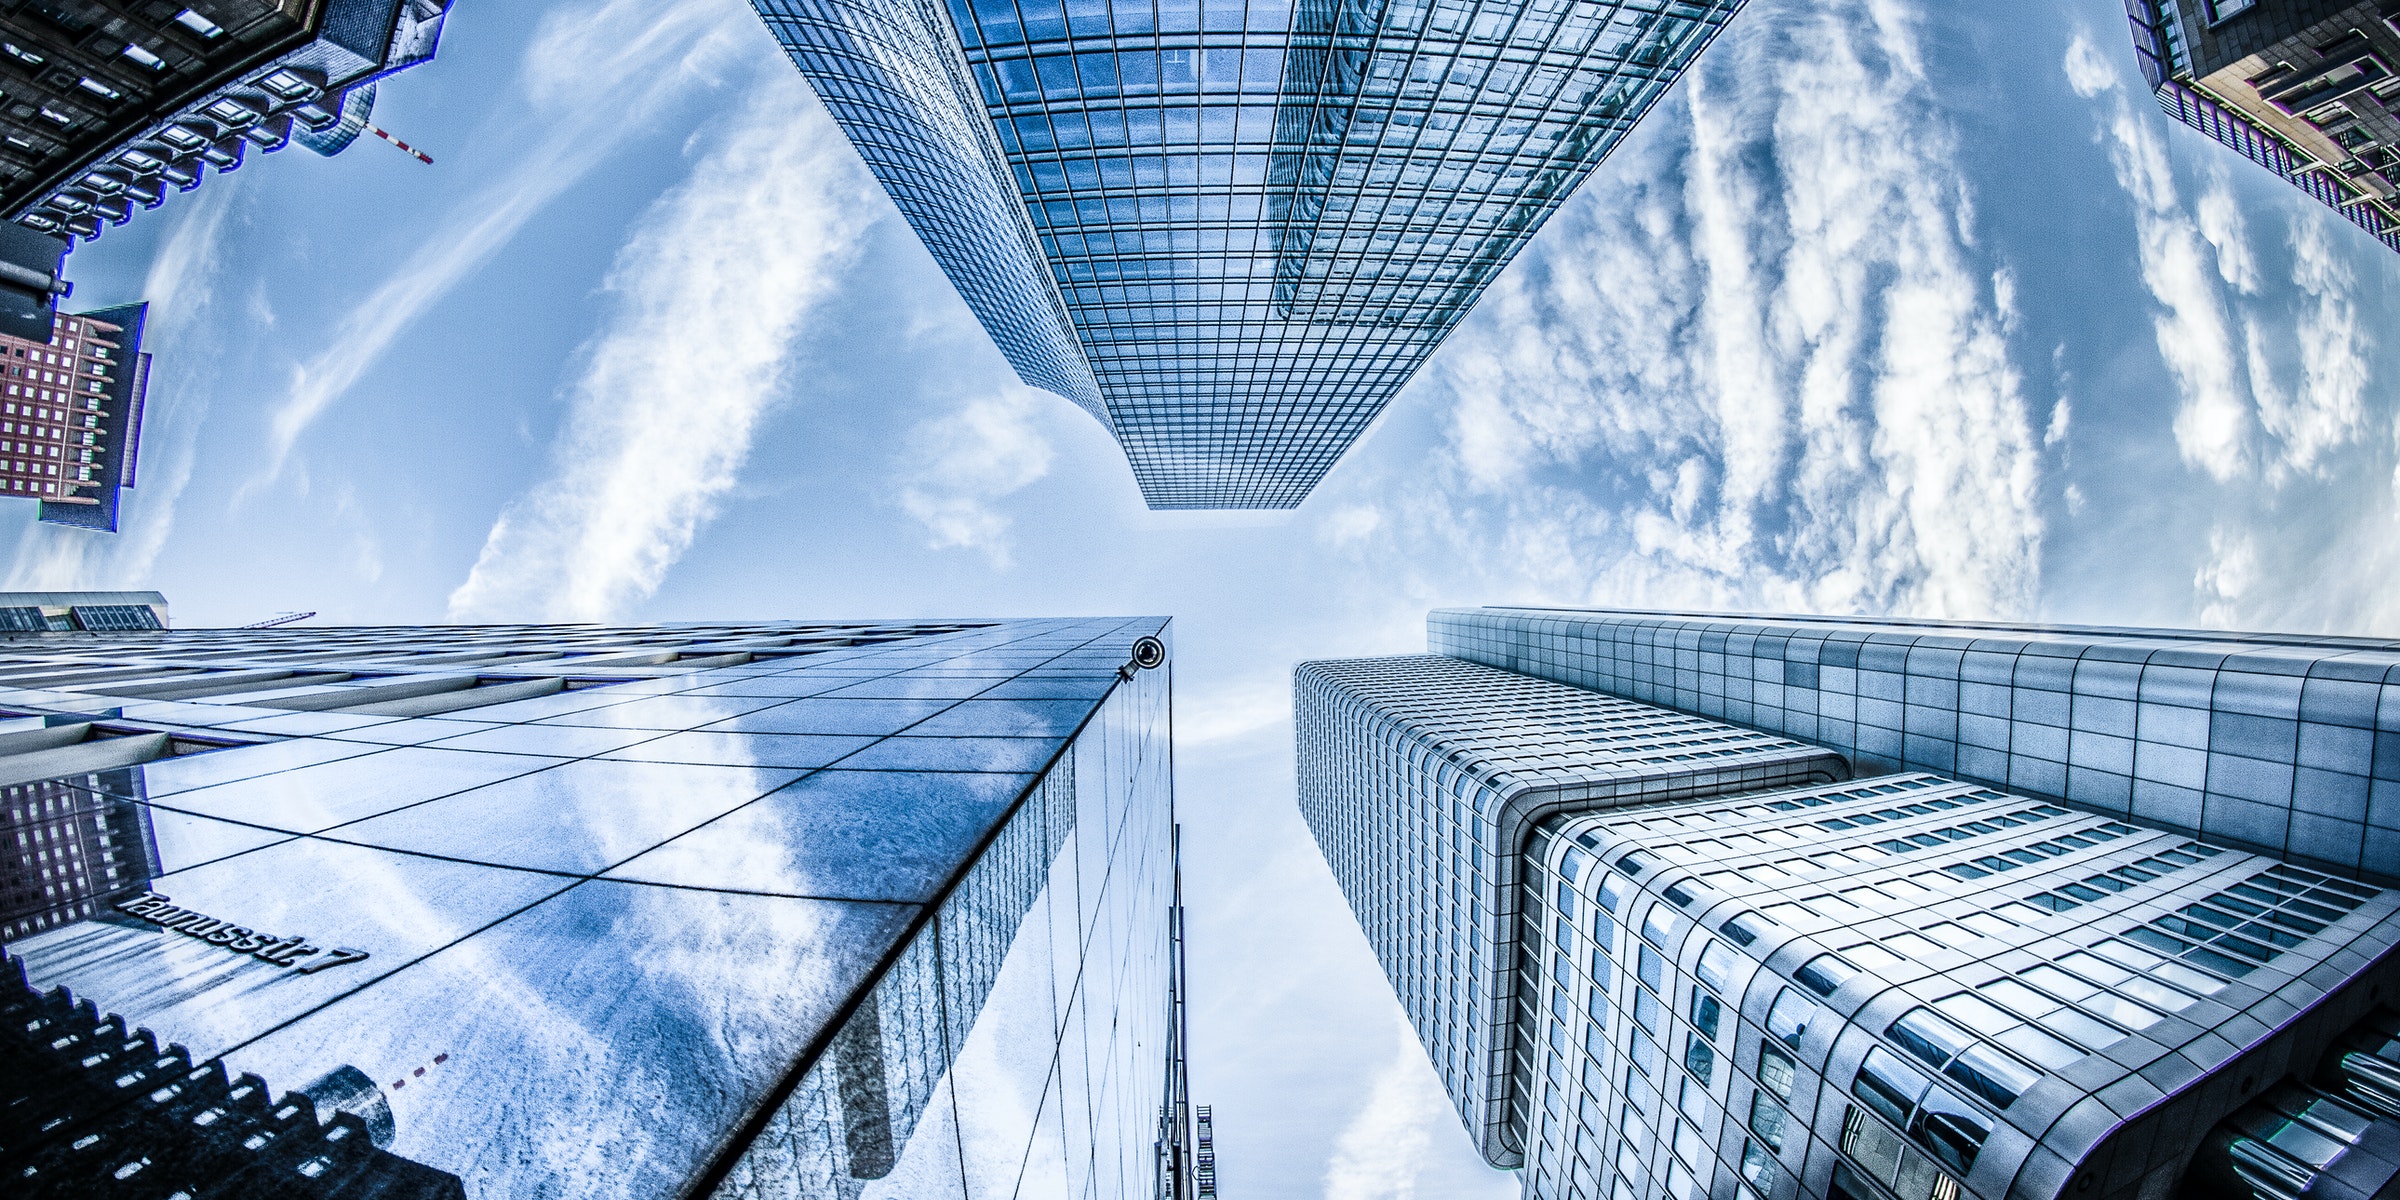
left=1429, top=607, right=2400, bottom=882
left=751, top=0, right=1746, bottom=508
left=0, top=615, right=1189, bottom=1199
left=0, top=588, right=169, bottom=632
left=0, top=0, right=451, bottom=245
left=1298, top=610, right=2400, bottom=1200
left=2125, top=0, right=2400, bottom=255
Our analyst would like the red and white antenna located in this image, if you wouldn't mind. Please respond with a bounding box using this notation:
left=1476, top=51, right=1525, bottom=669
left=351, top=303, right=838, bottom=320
left=368, top=125, right=434, bottom=165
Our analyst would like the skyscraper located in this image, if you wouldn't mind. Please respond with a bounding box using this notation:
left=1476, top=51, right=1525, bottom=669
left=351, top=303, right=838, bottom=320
left=750, top=0, right=1745, bottom=508
left=0, top=615, right=1189, bottom=1199
left=0, top=302, right=151, bottom=529
left=2124, top=0, right=2400, bottom=255
left=1299, top=608, right=2400, bottom=1200
left=0, top=0, right=450, bottom=252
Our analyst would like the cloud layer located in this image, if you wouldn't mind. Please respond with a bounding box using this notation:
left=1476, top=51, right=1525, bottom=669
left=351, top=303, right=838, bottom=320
left=894, top=387, right=1057, bottom=568
left=254, top=0, right=765, bottom=489
left=1410, top=0, right=2045, bottom=621
left=2063, top=30, right=2376, bottom=485
left=446, top=78, right=877, bottom=621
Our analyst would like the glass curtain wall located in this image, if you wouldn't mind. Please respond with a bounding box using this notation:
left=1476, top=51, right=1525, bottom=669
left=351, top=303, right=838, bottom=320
left=714, top=652, right=1179, bottom=1199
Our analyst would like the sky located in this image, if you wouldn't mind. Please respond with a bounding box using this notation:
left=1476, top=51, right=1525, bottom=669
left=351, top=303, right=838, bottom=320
left=10, top=0, right=2400, bottom=1194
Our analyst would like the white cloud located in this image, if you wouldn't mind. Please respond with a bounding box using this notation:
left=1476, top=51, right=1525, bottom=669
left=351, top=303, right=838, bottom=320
left=2193, top=525, right=2259, bottom=629
left=446, top=76, right=876, bottom=621
left=2271, top=212, right=2370, bottom=477
left=2194, top=168, right=2260, bottom=293
left=1319, top=504, right=1385, bottom=546
left=252, top=0, right=762, bottom=489
left=1421, top=0, right=2045, bottom=621
left=894, top=387, right=1055, bottom=568
left=2061, top=29, right=2117, bottom=98
left=1322, top=1018, right=1462, bottom=1200
left=1179, top=675, right=1294, bottom=747
left=6, top=181, right=239, bottom=590
left=2063, top=31, right=2375, bottom=487
left=2064, top=31, right=2255, bottom=481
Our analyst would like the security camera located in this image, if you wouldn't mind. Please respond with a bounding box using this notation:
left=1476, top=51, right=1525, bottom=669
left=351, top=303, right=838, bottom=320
left=1130, top=636, right=1167, bottom=670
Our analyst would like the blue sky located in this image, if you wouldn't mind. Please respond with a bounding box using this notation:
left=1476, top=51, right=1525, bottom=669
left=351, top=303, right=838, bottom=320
left=11, top=0, right=2400, bottom=1193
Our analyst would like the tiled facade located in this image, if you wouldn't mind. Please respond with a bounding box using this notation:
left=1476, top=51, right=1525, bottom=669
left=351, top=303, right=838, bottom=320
left=1301, top=612, right=2400, bottom=1200
left=751, top=0, right=1744, bottom=508
left=1431, top=608, right=2400, bottom=883
left=1295, top=654, right=1846, bottom=1166
left=0, top=616, right=1185, bottom=1199
left=1513, top=778, right=2397, bottom=1200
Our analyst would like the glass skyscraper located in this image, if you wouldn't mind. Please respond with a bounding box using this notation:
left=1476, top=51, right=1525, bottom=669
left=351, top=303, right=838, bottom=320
left=0, top=615, right=1188, bottom=1199
left=750, top=0, right=1745, bottom=508
left=1299, top=607, right=2400, bottom=1200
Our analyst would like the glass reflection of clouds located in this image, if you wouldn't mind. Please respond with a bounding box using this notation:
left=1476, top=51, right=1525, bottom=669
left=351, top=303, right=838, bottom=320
left=0, top=617, right=1181, bottom=1199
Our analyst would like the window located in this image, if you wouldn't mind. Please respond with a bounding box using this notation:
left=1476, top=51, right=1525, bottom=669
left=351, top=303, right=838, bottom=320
left=1930, top=992, right=2083, bottom=1070
left=1630, top=1025, right=1659, bottom=1076
left=260, top=69, right=316, bottom=99
left=1749, top=1091, right=1789, bottom=1152
left=2087, top=938, right=2227, bottom=996
left=1797, top=953, right=1860, bottom=997
left=175, top=8, right=225, bottom=37
left=1639, top=944, right=1664, bottom=992
left=1685, top=1033, right=1714, bottom=1085
left=2020, top=965, right=2166, bottom=1031
left=1697, top=941, right=1740, bottom=993
left=1740, top=1138, right=1779, bottom=1190
left=1887, top=1008, right=2041, bottom=1108
left=1692, top=991, right=1722, bottom=1041
left=1641, top=903, right=1674, bottom=949
left=1854, top=1047, right=1930, bottom=1127
left=122, top=43, right=166, bottom=70
left=1768, top=988, right=1819, bottom=1048
left=1854, top=1048, right=1993, bottom=1174
left=1722, top=913, right=1763, bottom=946
left=2205, top=0, right=2255, bottom=19
left=1758, top=1045, right=1797, bottom=1101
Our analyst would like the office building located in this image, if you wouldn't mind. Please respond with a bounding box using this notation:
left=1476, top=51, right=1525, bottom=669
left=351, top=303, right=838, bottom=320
left=0, top=768, right=156, bottom=943
left=0, top=615, right=1188, bottom=1199
left=1429, top=607, right=2400, bottom=879
left=751, top=0, right=1745, bottom=508
left=0, top=0, right=450, bottom=251
left=0, top=588, right=169, bottom=631
left=0, top=302, right=151, bottom=529
left=2125, top=0, right=2400, bottom=255
left=1298, top=610, right=2400, bottom=1200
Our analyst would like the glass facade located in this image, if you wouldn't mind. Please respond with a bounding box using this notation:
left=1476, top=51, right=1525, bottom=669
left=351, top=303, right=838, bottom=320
left=752, top=0, right=1745, bottom=508
left=1299, top=612, right=2400, bottom=1200
left=1432, top=607, right=2400, bottom=883
left=0, top=616, right=1184, bottom=1199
